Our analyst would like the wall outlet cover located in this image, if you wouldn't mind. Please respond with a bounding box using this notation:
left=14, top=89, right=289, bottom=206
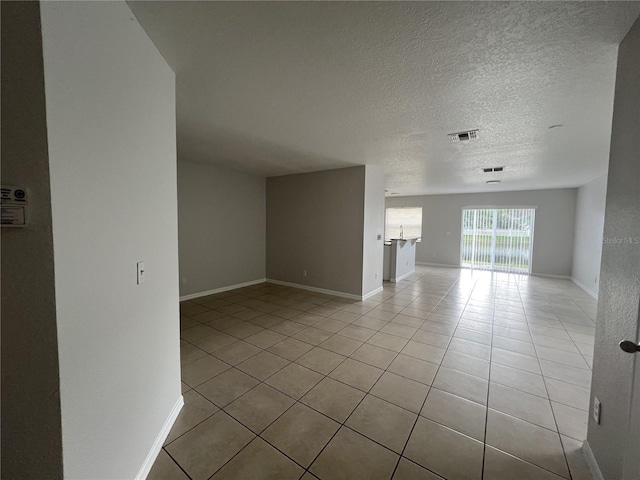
left=137, top=261, right=145, bottom=285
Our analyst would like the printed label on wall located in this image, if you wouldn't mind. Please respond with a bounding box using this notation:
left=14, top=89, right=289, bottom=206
left=1, top=186, right=28, bottom=227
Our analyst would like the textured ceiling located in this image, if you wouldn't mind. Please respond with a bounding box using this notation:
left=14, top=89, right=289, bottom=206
left=128, top=1, right=640, bottom=195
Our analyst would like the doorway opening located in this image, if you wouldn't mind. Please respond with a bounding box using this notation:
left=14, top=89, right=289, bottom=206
left=461, top=208, right=535, bottom=274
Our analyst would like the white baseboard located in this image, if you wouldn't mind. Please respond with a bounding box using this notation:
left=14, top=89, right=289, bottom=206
left=571, top=277, right=599, bottom=299
left=135, top=395, right=184, bottom=480
left=266, top=278, right=364, bottom=301
left=362, top=286, right=384, bottom=300
left=415, top=262, right=461, bottom=269
left=390, top=270, right=415, bottom=283
left=532, top=273, right=572, bottom=280
left=180, top=278, right=266, bottom=302
left=581, top=440, right=605, bottom=480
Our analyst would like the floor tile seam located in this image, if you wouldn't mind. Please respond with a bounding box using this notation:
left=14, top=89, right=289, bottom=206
left=485, top=398, right=569, bottom=435
left=483, top=441, right=574, bottom=480
left=537, top=372, right=592, bottom=390
left=515, top=277, right=574, bottom=480
left=396, top=455, right=447, bottom=479
left=528, top=337, right=588, bottom=356
left=200, top=428, right=272, bottom=479
left=558, top=326, right=596, bottom=371
left=301, top=359, right=402, bottom=479
left=227, top=401, right=321, bottom=474
left=487, top=372, right=550, bottom=398
left=209, top=345, right=265, bottom=372
left=547, top=397, right=590, bottom=414
left=491, top=331, right=534, bottom=344
left=179, top=336, right=215, bottom=358
left=162, top=409, right=220, bottom=449
left=234, top=352, right=297, bottom=385
left=326, top=328, right=381, bottom=344
left=223, top=347, right=333, bottom=402
left=491, top=346, right=591, bottom=374
left=390, top=273, right=472, bottom=480
left=181, top=356, right=238, bottom=389
left=525, top=339, right=592, bottom=378
left=163, top=446, right=196, bottom=479
left=479, top=277, right=499, bottom=480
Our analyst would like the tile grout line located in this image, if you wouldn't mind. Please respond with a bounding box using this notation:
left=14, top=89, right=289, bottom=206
left=164, top=447, right=194, bottom=480
left=388, top=272, right=474, bottom=480
left=173, top=270, right=590, bottom=479
left=515, top=275, right=575, bottom=480
left=297, top=271, right=453, bottom=478
left=480, top=272, right=499, bottom=480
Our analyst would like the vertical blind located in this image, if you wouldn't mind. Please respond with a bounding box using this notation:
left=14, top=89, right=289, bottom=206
left=461, top=208, right=535, bottom=274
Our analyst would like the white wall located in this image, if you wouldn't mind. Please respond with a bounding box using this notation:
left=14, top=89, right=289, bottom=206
left=572, top=174, right=607, bottom=297
left=588, top=16, right=640, bottom=480
left=386, top=188, right=577, bottom=277
left=1, top=3, right=63, bottom=477
left=267, top=166, right=366, bottom=297
left=178, top=160, right=266, bottom=297
left=362, top=166, right=386, bottom=297
left=40, top=2, right=181, bottom=478
left=391, top=239, right=418, bottom=282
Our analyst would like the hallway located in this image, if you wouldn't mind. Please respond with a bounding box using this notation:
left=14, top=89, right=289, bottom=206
left=152, top=266, right=597, bottom=480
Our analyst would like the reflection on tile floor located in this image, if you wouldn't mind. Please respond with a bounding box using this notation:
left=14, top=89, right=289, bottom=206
left=149, top=266, right=597, bottom=480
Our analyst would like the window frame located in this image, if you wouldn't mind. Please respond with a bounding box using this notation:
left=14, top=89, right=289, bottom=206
left=384, top=206, right=423, bottom=242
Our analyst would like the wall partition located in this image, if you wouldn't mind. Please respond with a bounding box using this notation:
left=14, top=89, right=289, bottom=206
left=461, top=208, right=535, bottom=274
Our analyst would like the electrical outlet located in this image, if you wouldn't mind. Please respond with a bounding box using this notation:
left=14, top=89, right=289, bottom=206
left=593, top=396, right=601, bottom=424
left=303, top=270, right=307, bottom=277
left=375, top=273, right=378, bottom=279
left=137, top=261, right=145, bottom=285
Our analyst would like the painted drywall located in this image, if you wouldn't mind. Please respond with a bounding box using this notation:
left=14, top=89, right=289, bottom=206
left=0, top=3, right=63, bottom=478
left=572, top=175, right=607, bottom=297
left=40, top=2, right=181, bottom=478
left=587, top=16, right=640, bottom=480
left=267, top=166, right=365, bottom=296
left=362, top=166, right=385, bottom=297
left=178, top=160, right=266, bottom=297
left=391, top=240, right=418, bottom=282
left=386, top=188, right=577, bottom=277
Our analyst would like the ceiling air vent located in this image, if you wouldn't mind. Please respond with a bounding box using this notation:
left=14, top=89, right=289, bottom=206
left=449, top=129, right=479, bottom=142
left=483, top=166, right=505, bottom=173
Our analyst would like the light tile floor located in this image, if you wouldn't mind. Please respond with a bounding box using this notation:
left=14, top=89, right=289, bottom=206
left=149, top=266, right=597, bottom=480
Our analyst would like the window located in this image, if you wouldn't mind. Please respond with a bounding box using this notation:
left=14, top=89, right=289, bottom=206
left=460, top=208, right=535, bottom=274
left=385, top=207, right=422, bottom=241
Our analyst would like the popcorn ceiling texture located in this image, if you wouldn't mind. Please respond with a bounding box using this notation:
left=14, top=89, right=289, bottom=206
left=129, top=2, right=640, bottom=194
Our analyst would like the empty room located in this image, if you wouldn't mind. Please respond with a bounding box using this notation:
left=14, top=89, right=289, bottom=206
left=2, top=2, right=639, bottom=480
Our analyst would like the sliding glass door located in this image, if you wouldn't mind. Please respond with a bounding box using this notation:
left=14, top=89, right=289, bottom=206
left=461, top=208, right=535, bottom=274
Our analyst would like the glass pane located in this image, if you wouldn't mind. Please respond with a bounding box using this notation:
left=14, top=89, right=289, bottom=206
left=385, top=207, right=422, bottom=241
left=461, top=208, right=535, bottom=274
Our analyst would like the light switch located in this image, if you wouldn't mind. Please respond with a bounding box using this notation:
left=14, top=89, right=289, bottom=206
left=137, top=261, right=145, bottom=285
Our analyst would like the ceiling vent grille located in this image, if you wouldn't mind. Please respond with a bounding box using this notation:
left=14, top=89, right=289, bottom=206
left=449, top=129, right=479, bottom=142
left=483, top=166, right=505, bottom=173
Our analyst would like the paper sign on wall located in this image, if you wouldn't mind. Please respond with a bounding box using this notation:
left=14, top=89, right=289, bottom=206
left=1, top=186, right=28, bottom=227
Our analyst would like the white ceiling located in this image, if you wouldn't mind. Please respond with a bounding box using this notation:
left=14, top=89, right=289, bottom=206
left=128, top=1, right=640, bottom=195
